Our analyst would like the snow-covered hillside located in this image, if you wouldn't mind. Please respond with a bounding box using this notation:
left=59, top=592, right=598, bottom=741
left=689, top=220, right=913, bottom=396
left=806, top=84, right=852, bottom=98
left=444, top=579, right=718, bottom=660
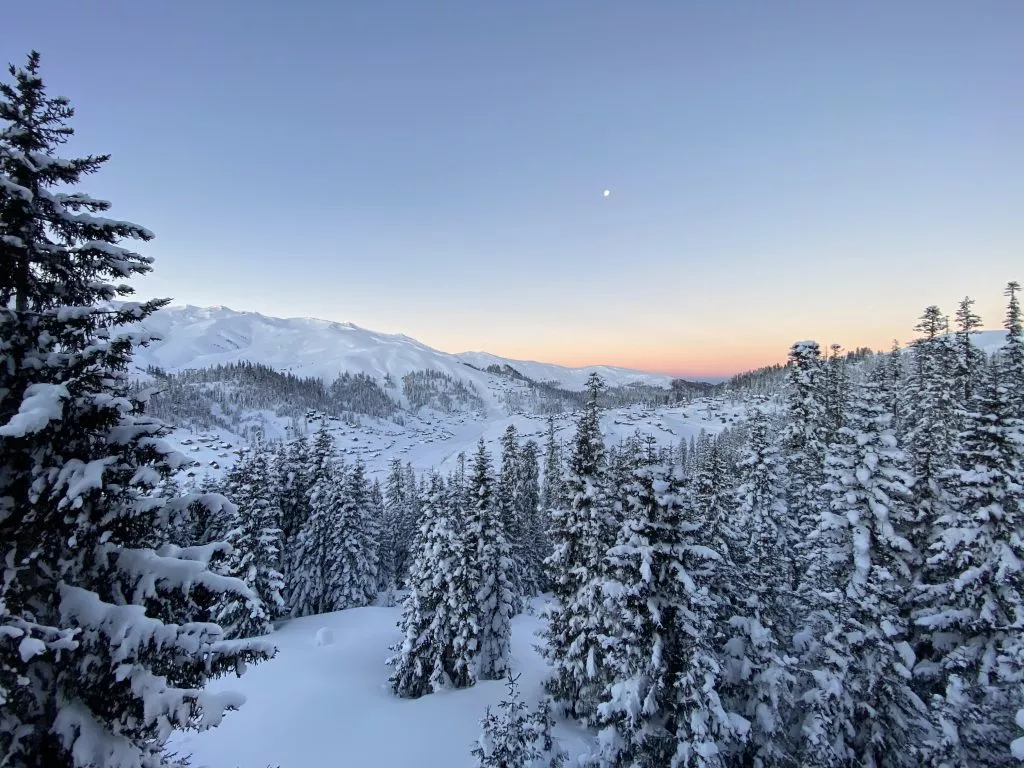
left=132, top=304, right=673, bottom=390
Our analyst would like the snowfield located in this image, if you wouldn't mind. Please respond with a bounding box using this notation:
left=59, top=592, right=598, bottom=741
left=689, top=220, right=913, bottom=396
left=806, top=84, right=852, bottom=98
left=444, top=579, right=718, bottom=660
left=169, top=599, right=593, bottom=768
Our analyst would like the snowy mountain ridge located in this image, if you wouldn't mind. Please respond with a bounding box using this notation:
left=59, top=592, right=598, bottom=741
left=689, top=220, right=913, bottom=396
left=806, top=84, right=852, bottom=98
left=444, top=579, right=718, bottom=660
left=131, top=304, right=675, bottom=391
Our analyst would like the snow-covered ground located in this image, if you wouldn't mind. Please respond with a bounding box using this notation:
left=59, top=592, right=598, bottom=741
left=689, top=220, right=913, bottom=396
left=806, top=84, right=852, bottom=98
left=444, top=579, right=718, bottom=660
left=169, top=599, right=594, bottom=768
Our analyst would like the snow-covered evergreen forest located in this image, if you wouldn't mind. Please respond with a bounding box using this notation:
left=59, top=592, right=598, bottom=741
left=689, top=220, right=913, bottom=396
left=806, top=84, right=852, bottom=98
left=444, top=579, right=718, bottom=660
left=2, top=52, right=1024, bottom=768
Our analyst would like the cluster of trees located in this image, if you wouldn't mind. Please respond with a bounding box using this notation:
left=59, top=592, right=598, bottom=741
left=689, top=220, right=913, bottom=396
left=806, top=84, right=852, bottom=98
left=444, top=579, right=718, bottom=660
left=0, top=53, right=274, bottom=766
left=535, top=289, right=1024, bottom=766
left=402, top=369, right=486, bottom=413
left=387, top=423, right=556, bottom=696
left=144, top=362, right=404, bottom=436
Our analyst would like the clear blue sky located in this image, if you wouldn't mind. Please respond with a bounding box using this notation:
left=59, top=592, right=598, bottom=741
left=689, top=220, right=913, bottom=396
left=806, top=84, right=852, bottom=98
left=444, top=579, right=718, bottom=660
left=5, top=1, right=1023, bottom=376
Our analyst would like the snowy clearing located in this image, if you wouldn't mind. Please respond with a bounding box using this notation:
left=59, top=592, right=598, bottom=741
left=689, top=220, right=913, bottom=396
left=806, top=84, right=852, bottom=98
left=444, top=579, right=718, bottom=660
left=169, top=599, right=593, bottom=768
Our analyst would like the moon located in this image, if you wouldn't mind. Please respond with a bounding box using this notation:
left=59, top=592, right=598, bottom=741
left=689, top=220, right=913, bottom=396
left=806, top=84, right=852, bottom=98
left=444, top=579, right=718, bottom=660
left=603, top=189, right=611, bottom=198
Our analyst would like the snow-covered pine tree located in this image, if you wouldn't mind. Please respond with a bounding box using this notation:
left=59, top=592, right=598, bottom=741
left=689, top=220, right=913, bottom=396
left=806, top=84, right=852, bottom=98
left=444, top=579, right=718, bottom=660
left=181, top=474, right=230, bottom=547
left=516, top=439, right=547, bottom=596
left=902, top=306, right=960, bottom=572
left=496, top=425, right=527, bottom=609
left=593, top=461, right=741, bottom=767
left=471, top=673, right=565, bottom=768
left=953, top=296, right=985, bottom=406
left=780, top=340, right=828, bottom=592
left=334, top=460, right=380, bottom=609
left=389, top=474, right=451, bottom=698
left=276, top=434, right=309, bottom=605
left=289, top=428, right=344, bottom=617
left=798, top=370, right=928, bottom=767
left=0, top=52, right=272, bottom=767
left=399, top=461, right=422, bottom=581
left=542, top=373, right=615, bottom=722
left=216, top=447, right=285, bottom=638
left=885, top=341, right=906, bottom=437
left=722, top=408, right=796, bottom=767
left=690, top=434, right=743, bottom=623
left=384, top=458, right=411, bottom=585
left=470, top=439, right=515, bottom=680
left=999, top=281, right=1024, bottom=418
left=916, top=360, right=1024, bottom=765
left=822, top=343, right=849, bottom=445
left=369, top=477, right=394, bottom=599
left=440, top=470, right=482, bottom=689
left=541, top=415, right=565, bottom=515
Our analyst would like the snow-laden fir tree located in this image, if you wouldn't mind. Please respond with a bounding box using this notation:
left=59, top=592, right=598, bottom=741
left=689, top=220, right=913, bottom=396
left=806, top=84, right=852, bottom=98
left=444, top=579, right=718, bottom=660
left=516, top=439, right=548, bottom=596
left=289, top=427, right=344, bottom=617
left=471, top=673, right=565, bottom=768
left=885, top=341, right=906, bottom=436
left=384, top=458, right=411, bottom=585
left=902, top=306, right=960, bottom=574
left=496, top=425, right=527, bottom=609
left=721, top=408, right=796, bottom=767
left=0, top=52, right=272, bottom=767
left=438, top=470, right=483, bottom=689
left=593, top=462, right=742, bottom=767
left=953, top=296, right=985, bottom=406
left=369, top=477, right=394, bottom=600
left=797, top=370, right=929, bottom=767
left=541, top=415, right=565, bottom=515
left=216, top=447, right=285, bottom=638
left=822, top=343, right=849, bottom=444
left=542, top=373, right=616, bottom=722
left=916, top=360, right=1024, bottom=765
left=399, top=461, right=422, bottom=581
left=690, top=434, right=743, bottom=625
left=276, top=434, right=309, bottom=605
left=334, top=460, right=380, bottom=609
left=389, top=474, right=455, bottom=698
left=470, top=439, right=516, bottom=680
left=779, top=340, right=827, bottom=591
left=999, top=281, right=1024, bottom=418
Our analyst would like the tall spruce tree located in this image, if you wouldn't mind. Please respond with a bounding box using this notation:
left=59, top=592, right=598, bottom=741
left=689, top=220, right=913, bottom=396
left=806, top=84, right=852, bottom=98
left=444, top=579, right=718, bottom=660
left=0, top=52, right=271, bottom=767
left=903, top=306, right=959, bottom=574
left=916, top=363, right=1024, bottom=765
left=541, top=415, right=565, bottom=515
left=470, top=439, right=515, bottom=680
left=335, top=460, right=380, bottom=608
left=1000, top=281, right=1024, bottom=417
left=723, top=409, right=796, bottom=767
left=953, top=296, right=985, bottom=406
left=798, top=371, right=928, bottom=766
left=383, top=458, right=410, bottom=585
left=216, top=448, right=285, bottom=638
left=276, top=434, right=309, bottom=606
left=516, top=439, right=547, bottom=596
left=289, top=429, right=344, bottom=617
left=594, top=462, right=741, bottom=766
left=441, top=471, right=483, bottom=689
left=496, top=426, right=526, bottom=609
left=780, top=340, right=828, bottom=592
left=542, top=373, right=615, bottom=722
left=388, top=474, right=464, bottom=697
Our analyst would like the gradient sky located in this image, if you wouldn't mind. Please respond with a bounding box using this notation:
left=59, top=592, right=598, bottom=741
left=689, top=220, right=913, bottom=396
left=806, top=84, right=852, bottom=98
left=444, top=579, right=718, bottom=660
left=5, top=1, right=1023, bottom=377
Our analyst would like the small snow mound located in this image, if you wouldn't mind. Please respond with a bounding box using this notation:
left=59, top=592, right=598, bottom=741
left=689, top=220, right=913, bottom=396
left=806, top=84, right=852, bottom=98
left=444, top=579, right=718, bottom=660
left=314, top=627, right=334, bottom=647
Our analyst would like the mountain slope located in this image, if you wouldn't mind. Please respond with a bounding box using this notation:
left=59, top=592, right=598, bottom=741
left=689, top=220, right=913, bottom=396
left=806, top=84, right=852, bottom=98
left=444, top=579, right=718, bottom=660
left=132, top=304, right=674, bottom=391
left=456, top=350, right=674, bottom=389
